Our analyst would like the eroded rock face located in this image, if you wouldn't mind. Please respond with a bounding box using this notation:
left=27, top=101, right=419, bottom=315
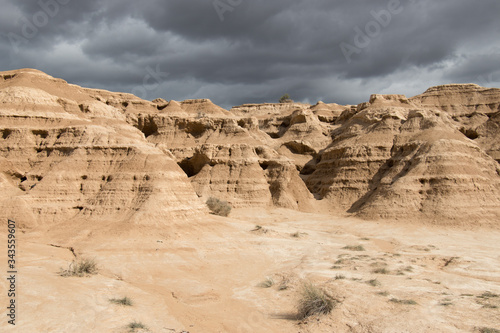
left=1, top=68, right=499, bottom=224
left=352, top=109, right=500, bottom=221
left=305, top=95, right=500, bottom=222
left=0, top=69, right=206, bottom=227
left=177, top=144, right=314, bottom=210
left=411, top=84, right=500, bottom=116
left=305, top=96, right=411, bottom=209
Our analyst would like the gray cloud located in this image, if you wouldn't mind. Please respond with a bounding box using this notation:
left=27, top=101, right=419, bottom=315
left=0, top=0, right=499, bottom=108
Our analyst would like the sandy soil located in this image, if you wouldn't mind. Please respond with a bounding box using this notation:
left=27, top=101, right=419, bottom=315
left=1, top=209, right=500, bottom=333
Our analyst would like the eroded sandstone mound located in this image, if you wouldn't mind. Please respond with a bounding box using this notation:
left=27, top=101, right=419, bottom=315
left=0, top=69, right=205, bottom=227
left=1, top=68, right=499, bottom=225
left=305, top=94, right=500, bottom=223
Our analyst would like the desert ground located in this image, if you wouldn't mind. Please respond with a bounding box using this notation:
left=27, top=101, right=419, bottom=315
left=1, top=208, right=500, bottom=333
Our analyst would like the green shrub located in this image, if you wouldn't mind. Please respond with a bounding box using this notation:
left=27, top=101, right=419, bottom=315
left=297, top=282, right=335, bottom=319
left=206, top=197, right=231, bottom=217
left=279, top=93, right=292, bottom=103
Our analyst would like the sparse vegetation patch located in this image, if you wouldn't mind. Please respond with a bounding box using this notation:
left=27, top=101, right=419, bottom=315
left=128, top=321, right=147, bottom=332
left=206, top=197, right=232, bottom=216
left=390, top=298, right=417, bottom=305
left=372, top=268, right=390, bottom=274
left=110, top=297, right=133, bottom=306
left=59, top=257, right=98, bottom=277
left=297, top=282, right=336, bottom=319
left=258, top=277, right=275, bottom=288
left=342, top=245, right=365, bottom=251
left=478, top=328, right=500, bottom=333
left=278, top=277, right=290, bottom=291
left=367, top=279, right=381, bottom=287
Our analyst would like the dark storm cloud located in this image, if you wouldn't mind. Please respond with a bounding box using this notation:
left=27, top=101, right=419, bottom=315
left=0, top=0, right=499, bottom=108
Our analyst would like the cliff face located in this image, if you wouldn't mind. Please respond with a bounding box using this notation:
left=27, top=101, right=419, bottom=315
left=0, top=69, right=206, bottom=228
left=304, top=93, right=500, bottom=222
left=1, top=69, right=499, bottom=225
left=411, top=84, right=500, bottom=116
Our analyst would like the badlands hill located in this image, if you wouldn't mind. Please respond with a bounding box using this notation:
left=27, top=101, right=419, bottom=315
left=1, top=69, right=499, bottom=227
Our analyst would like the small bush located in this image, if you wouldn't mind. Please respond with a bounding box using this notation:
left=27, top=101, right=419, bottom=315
left=342, top=245, right=365, bottom=251
left=479, top=291, right=499, bottom=299
left=278, top=276, right=290, bottom=291
left=367, top=279, right=381, bottom=287
left=390, top=298, right=417, bottom=305
left=278, top=280, right=289, bottom=291
left=258, top=277, right=275, bottom=288
left=297, top=282, right=336, bottom=319
left=334, top=274, right=345, bottom=280
left=372, top=268, right=390, bottom=274
left=60, top=258, right=98, bottom=277
left=128, top=321, right=147, bottom=331
left=206, top=197, right=231, bottom=217
left=478, top=328, right=500, bottom=333
left=279, top=93, right=293, bottom=103
left=110, top=297, right=133, bottom=306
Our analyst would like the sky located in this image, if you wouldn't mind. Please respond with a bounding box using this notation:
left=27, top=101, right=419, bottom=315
left=0, top=0, right=499, bottom=109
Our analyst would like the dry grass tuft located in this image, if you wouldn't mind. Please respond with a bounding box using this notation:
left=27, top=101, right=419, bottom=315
left=342, top=245, right=365, bottom=251
left=372, top=268, right=390, bottom=274
left=59, top=258, right=98, bottom=277
left=477, top=328, right=500, bottom=333
left=297, top=282, right=336, bottom=319
left=258, top=277, right=275, bottom=288
left=390, top=298, right=417, bottom=305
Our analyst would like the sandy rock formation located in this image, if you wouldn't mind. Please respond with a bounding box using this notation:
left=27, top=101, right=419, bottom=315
left=0, top=69, right=205, bottom=227
left=180, top=98, right=233, bottom=117
left=176, top=144, right=314, bottom=210
left=411, top=83, right=500, bottom=116
left=412, top=83, right=500, bottom=167
left=475, top=111, right=500, bottom=162
left=1, top=68, right=499, bottom=224
left=306, top=94, right=500, bottom=222
left=352, top=109, right=500, bottom=222
left=305, top=95, right=411, bottom=209
left=310, top=101, right=348, bottom=123
left=230, top=102, right=308, bottom=117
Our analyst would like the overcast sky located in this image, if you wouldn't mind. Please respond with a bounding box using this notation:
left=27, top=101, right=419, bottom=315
left=1, top=0, right=499, bottom=109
